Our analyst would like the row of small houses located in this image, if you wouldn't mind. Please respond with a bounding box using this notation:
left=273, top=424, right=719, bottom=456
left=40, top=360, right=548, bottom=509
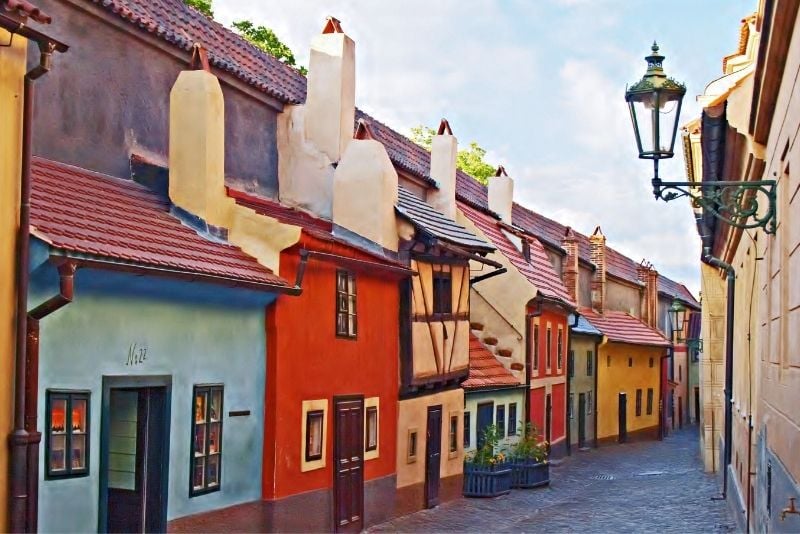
left=0, top=0, right=700, bottom=531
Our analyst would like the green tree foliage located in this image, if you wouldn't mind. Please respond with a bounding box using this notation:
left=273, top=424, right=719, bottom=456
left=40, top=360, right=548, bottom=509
left=410, top=125, right=495, bottom=185
left=232, top=20, right=308, bottom=75
left=184, top=0, right=213, bottom=18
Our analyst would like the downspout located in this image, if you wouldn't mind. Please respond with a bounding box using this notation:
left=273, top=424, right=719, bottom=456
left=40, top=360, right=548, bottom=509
left=9, top=37, right=63, bottom=534
left=565, top=313, right=578, bottom=456
left=593, top=337, right=600, bottom=448
left=703, top=251, right=735, bottom=499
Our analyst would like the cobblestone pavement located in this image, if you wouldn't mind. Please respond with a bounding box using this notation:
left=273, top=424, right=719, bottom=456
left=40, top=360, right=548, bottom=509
left=370, top=427, right=735, bottom=533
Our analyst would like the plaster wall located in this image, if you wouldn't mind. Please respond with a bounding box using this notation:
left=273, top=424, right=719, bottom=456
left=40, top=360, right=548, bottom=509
left=468, top=290, right=525, bottom=381
left=606, top=279, right=642, bottom=317
left=463, top=388, right=525, bottom=454
left=457, top=208, right=537, bottom=338
left=396, top=389, right=464, bottom=489
left=700, top=262, right=727, bottom=472
left=264, top=240, right=399, bottom=501
left=0, top=28, right=27, bottom=531
left=568, top=334, right=598, bottom=447
left=597, top=342, right=663, bottom=440
left=30, top=263, right=271, bottom=533
left=578, top=265, right=593, bottom=308
left=31, top=0, right=281, bottom=197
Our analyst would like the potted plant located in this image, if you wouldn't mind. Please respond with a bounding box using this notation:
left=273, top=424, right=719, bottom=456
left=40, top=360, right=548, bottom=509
left=463, top=424, right=512, bottom=498
left=509, top=423, right=550, bottom=488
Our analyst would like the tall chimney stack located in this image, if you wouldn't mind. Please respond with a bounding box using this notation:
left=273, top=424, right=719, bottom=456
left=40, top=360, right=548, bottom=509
left=169, top=45, right=228, bottom=228
left=305, top=16, right=355, bottom=162
left=562, top=227, right=579, bottom=304
left=488, top=166, right=513, bottom=224
left=589, top=226, right=606, bottom=314
left=427, top=119, right=458, bottom=219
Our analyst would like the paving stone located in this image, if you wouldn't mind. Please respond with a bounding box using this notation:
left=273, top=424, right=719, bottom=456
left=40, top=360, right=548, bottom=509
left=369, top=427, right=735, bottom=533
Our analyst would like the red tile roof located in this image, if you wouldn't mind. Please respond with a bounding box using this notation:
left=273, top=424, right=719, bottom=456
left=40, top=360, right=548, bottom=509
left=580, top=308, right=671, bottom=347
left=30, top=157, right=288, bottom=288
left=462, top=333, right=521, bottom=389
left=459, top=202, right=575, bottom=308
left=89, top=0, right=307, bottom=104
left=1, top=0, right=51, bottom=23
left=658, top=276, right=700, bottom=309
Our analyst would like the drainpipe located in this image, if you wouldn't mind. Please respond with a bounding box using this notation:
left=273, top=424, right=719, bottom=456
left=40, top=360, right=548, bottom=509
left=593, top=337, right=600, bottom=448
left=6, top=26, right=67, bottom=533
left=703, top=251, right=735, bottom=499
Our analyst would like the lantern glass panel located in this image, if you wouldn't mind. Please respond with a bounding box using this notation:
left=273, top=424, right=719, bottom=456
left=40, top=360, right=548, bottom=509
left=657, top=92, right=682, bottom=154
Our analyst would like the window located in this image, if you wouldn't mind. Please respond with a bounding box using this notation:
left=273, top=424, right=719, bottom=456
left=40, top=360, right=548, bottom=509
left=365, top=406, right=378, bottom=452
left=568, top=394, right=574, bottom=419
left=336, top=270, right=357, bottom=338
left=546, top=327, right=552, bottom=371
left=533, top=324, right=540, bottom=371
left=496, top=405, right=506, bottom=437
left=46, top=390, right=89, bottom=479
left=646, top=388, right=654, bottom=415
left=191, top=385, right=223, bottom=495
left=568, top=350, right=575, bottom=378
left=557, top=329, right=564, bottom=369
left=521, top=240, right=531, bottom=262
left=628, top=357, right=633, bottom=367
left=305, top=410, right=324, bottom=461
left=649, top=357, right=654, bottom=368
left=464, top=411, right=471, bottom=447
left=433, top=270, right=453, bottom=315
left=679, top=365, right=682, bottom=381
left=607, top=355, right=611, bottom=367
left=508, top=404, right=517, bottom=436
left=449, top=415, right=458, bottom=453
left=407, top=429, right=418, bottom=463
left=767, top=461, right=772, bottom=516
left=586, top=350, right=593, bottom=376
left=586, top=392, right=593, bottom=414
left=635, top=389, right=642, bottom=416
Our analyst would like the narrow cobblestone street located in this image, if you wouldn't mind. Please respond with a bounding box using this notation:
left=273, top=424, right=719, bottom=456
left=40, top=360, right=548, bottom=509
left=371, top=428, right=735, bottom=532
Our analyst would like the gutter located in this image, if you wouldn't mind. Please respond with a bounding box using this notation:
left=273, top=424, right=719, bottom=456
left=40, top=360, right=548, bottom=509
left=6, top=19, right=68, bottom=533
left=703, top=251, right=735, bottom=500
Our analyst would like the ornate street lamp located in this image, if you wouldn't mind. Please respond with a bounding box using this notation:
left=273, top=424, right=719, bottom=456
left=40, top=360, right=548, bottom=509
left=668, top=299, right=688, bottom=343
left=625, top=43, right=778, bottom=234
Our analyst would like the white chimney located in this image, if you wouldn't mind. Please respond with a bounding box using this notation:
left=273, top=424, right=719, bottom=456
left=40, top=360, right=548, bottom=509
left=169, top=45, right=229, bottom=228
left=332, top=120, right=399, bottom=252
left=427, top=119, right=458, bottom=219
left=488, top=166, right=514, bottom=224
left=304, top=17, right=355, bottom=162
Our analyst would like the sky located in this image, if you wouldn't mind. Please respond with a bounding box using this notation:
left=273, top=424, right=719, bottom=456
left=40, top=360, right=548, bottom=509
left=214, top=0, right=756, bottom=297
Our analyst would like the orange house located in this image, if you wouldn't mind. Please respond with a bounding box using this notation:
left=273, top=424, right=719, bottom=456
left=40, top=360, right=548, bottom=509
left=231, top=191, right=410, bottom=532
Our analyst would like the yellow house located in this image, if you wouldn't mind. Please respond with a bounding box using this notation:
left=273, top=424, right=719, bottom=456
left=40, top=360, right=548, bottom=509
left=0, top=25, right=26, bottom=533
left=581, top=309, right=670, bottom=443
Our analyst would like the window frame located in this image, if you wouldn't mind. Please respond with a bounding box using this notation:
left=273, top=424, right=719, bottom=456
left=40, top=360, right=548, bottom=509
left=646, top=388, right=654, bottom=415
left=463, top=411, right=471, bottom=448
left=635, top=388, right=642, bottom=417
left=533, top=323, right=540, bottom=371
left=586, top=391, right=593, bottom=414
left=432, top=270, right=453, bottom=316
left=335, top=270, right=358, bottom=339
left=190, top=384, right=224, bottom=497
left=496, top=405, right=506, bottom=438
left=586, top=350, right=593, bottom=376
left=557, top=328, right=564, bottom=370
left=45, top=389, right=91, bottom=480
left=568, top=393, right=574, bottom=420
left=448, top=414, right=459, bottom=455
left=364, top=406, right=378, bottom=453
left=568, top=350, right=575, bottom=378
left=546, top=326, right=552, bottom=371
left=407, top=428, right=418, bottom=463
left=508, top=403, right=517, bottom=436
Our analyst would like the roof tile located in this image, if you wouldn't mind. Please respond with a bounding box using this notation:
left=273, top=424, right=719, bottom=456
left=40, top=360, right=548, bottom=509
left=580, top=308, right=671, bottom=347
left=462, top=333, right=521, bottom=389
left=31, top=157, right=286, bottom=287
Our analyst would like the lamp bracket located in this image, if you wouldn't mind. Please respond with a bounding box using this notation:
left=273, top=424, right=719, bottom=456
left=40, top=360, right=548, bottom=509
left=652, top=177, right=777, bottom=234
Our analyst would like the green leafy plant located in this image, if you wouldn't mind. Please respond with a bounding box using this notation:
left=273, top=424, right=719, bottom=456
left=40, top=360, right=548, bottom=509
left=410, top=125, right=496, bottom=185
left=232, top=20, right=308, bottom=75
left=467, top=424, right=508, bottom=467
left=511, top=422, right=548, bottom=463
left=183, top=0, right=213, bottom=18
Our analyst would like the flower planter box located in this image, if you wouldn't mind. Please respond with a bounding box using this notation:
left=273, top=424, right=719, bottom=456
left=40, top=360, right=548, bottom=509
left=463, top=462, right=512, bottom=497
left=510, top=460, right=549, bottom=488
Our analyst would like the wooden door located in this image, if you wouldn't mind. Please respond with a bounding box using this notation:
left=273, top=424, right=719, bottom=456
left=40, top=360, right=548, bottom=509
left=333, top=397, right=364, bottom=533
left=475, top=402, right=493, bottom=450
left=678, top=397, right=683, bottom=428
left=694, top=387, right=700, bottom=424
left=424, top=405, right=442, bottom=509
left=577, top=393, right=586, bottom=448
left=545, top=394, right=552, bottom=446
left=618, top=393, right=627, bottom=443
left=106, top=387, right=167, bottom=533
